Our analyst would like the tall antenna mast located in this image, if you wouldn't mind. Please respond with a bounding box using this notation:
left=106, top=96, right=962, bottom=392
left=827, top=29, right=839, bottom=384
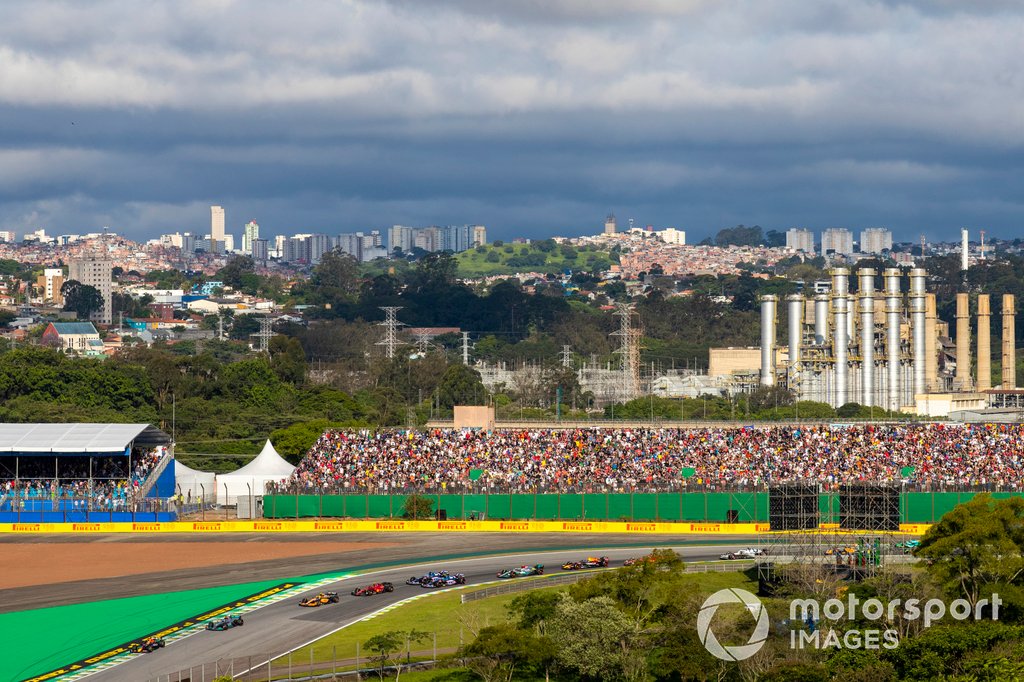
left=376, top=306, right=405, bottom=359
left=561, top=345, right=573, bottom=367
left=461, top=332, right=471, bottom=365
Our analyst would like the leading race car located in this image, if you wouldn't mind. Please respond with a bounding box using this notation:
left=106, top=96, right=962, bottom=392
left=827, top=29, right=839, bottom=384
left=561, top=556, right=610, bottom=570
left=206, top=614, right=244, bottom=631
left=351, top=582, right=395, bottom=596
left=128, top=636, right=165, bottom=653
left=497, top=564, right=544, bottom=579
left=299, top=591, right=340, bottom=607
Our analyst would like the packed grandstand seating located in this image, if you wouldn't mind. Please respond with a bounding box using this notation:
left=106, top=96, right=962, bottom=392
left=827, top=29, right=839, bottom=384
left=274, top=424, right=1024, bottom=494
left=0, top=447, right=167, bottom=510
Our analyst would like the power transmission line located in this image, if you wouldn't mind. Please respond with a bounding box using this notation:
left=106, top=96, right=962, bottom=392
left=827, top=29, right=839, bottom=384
left=376, top=306, right=405, bottom=358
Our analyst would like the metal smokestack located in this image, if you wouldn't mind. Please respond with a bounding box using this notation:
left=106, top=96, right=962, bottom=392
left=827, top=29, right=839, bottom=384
left=814, top=295, right=829, bottom=344
left=910, top=268, right=927, bottom=399
left=832, top=268, right=850, bottom=406
left=954, top=292, right=973, bottom=391
left=787, top=294, right=803, bottom=393
left=1004, top=294, right=1016, bottom=389
left=961, top=228, right=970, bottom=271
left=859, top=268, right=876, bottom=406
left=925, top=293, right=939, bottom=391
left=885, top=268, right=902, bottom=411
left=977, top=294, right=991, bottom=391
left=760, top=295, right=777, bottom=386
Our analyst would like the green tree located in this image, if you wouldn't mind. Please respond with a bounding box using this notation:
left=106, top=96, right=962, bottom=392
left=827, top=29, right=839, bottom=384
left=309, top=249, right=360, bottom=306
left=548, top=596, right=646, bottom=681
left=269, top=335, right=307, bottom=385
left=918, top=494, right=1024, bottom=607
left=461, top=623, right=556, bottom=682
left=363, top=629, right=428, bottom=682
left=401, top=494, right=434, bottom=520
left=61, top=280, right=103, bottom=319
left=217, top=255, right=256, bottom=290
left=436, top=364, right=486, bottom=408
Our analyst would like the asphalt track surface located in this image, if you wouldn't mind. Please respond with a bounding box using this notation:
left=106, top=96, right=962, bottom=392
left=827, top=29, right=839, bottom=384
left=0, top=533, right=753, bottom=613
left=82, top=542, right=741, bottom=682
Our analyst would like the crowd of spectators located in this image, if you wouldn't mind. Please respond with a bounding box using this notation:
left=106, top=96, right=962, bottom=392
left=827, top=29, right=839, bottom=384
left=0, top=447, right=168, bottom=511
left=279, top=424, right=1024, bottom=494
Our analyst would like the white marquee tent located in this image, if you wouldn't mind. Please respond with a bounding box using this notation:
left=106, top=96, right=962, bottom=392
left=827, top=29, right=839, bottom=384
left=215, top=440, right=295, bottom=505
left=173, top=460, right=216, bottom=503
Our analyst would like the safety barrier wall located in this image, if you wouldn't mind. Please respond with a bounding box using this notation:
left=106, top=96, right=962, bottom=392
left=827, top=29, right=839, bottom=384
left=263, top=491, right=1022, bottom=524
left=0, top=519, right=935, bottom=534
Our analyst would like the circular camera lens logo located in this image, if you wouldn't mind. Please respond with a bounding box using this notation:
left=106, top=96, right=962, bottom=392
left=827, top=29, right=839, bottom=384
left=697, top=588, right=770, bottom=661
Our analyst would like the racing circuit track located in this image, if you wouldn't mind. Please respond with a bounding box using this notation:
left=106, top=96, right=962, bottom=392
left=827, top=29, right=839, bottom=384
left=82, top=543, right=738, bottom=682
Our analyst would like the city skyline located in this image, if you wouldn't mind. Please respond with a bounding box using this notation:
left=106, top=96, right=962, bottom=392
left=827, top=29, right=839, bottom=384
left=0, top=2, right=1020, bottom=243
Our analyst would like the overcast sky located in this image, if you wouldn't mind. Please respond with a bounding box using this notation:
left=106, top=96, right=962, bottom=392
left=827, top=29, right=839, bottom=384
left=0, top=0, right=1021, bottom=243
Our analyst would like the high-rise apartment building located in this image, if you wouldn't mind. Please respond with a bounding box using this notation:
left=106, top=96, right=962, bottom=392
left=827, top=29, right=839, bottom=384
left=786, top=228, right=815, bottom=253
left=821, top=228, right=854, bottom=256
left=37, top=268, right=65, bottom=304
left=471, top=225, right=487, bottom=247
left=252, top=238, right=269, bottom=264
left=242, top=220, right=259, bottom=255
left=388, top=225, right=414, bottom=254
left=210, top=205, right=225, bottom=254
left=0, top=231, right=16, bottom=242
left=860, top=227, right=893, bottom=254
left=68, top=257, right=113, bottom=324
left=659, top=228, right=686, bottom=245
left=604, top=214, right=616, bottom=235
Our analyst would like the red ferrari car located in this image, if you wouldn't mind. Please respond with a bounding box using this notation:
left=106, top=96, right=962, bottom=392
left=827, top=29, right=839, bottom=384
left=351, top=581, right=395, bottom=596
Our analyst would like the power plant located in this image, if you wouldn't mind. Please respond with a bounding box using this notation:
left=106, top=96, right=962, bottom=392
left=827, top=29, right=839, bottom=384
left=760, top=267, right=1018, bottom=411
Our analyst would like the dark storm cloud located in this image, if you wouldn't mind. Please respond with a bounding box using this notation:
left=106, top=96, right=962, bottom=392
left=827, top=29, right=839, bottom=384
left=0, top=0, right=1020, bottom=242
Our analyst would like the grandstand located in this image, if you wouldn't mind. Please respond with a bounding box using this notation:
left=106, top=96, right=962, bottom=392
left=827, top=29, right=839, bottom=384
left=278, top=423, right=1024, bottom=495
left=0, top=423, right=175, bottom=522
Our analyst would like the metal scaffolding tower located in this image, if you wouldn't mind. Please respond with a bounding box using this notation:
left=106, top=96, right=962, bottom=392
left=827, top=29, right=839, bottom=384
left=561, top=345, right=572, bottom=367
left=612, top=303, right=642, bottom=400
left=462, top=332, right=472, bottom=365
left=376, top=306, right=405, bottom=359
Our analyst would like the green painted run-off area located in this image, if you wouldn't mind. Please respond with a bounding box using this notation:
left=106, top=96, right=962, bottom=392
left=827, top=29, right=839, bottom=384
left=0, top=578, right=290, bottom=682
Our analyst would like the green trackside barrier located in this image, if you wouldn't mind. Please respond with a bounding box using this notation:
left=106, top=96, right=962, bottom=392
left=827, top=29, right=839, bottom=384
left=262, top=492, right=1024, bottom=523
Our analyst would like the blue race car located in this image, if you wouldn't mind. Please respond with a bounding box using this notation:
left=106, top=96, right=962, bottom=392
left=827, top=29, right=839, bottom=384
left=206, top=614, right=244, bottom=631
left=422, top=573, right=466, bottom=588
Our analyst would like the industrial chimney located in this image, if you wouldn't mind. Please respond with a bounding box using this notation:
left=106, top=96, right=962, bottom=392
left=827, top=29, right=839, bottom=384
left=1004, top=294, right=1016, bottom=389
left=859, top=269, right=875, bottom=406
left=760, top=295, right=778, bottom=386
left=925, top=293, right=939, bottom=391
left=814, top=295, right=829, bottom=344
left=977, top=294, right=991, bottom=391
left=953, top=293, right=973, bottom=391
left=884, top=269, right=902, bottom=411
left=787, top=294, right=803, bottom=392
left=832, top=269, right=850, bottom=406
left=961, top=228, right=969, bottom=271
left=910, top=269, right=927, bottom=398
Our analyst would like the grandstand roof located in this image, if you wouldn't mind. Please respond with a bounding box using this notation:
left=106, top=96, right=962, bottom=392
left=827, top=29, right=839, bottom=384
left=0, top=423, right=170, bottom=454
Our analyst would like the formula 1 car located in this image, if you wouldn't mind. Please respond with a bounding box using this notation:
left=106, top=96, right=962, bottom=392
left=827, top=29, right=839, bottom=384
left=420, top=573, right=466, bottom=588
left=128, top=637, right=165, bottom=653
left=561, top=556, right=610, bottom=570
left=895, top=539, right=921, bottom=553
left=735, top=547, right=766, bottom=558
left=719, top=552, right=742, bottom=560
left=405, top=569, right=458, bottom=585
left=205, top=614, right=244, bottom=631
left=825, top=546, right=857, bottom=556
left=351, top=582, right=395, bottom=596
left=497, top=564, right=544, bottom=579
left=299, top=591, right=340, bottom=607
